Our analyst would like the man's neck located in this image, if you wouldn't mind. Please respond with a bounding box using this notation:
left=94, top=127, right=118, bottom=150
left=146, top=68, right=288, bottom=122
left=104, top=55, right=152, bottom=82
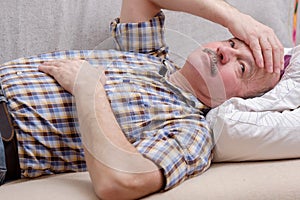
left=168, top=71, right=196, bottom=96
left=169, top=63, right=226, bottom=108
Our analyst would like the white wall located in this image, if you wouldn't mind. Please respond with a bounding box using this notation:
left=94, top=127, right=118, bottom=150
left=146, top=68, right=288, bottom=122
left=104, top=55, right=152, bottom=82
left=0, top=0, right=297, bottom=64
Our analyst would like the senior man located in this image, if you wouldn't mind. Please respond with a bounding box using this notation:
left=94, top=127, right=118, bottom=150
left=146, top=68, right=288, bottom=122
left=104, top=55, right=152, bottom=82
left=0, top=0, right=282, bottom=199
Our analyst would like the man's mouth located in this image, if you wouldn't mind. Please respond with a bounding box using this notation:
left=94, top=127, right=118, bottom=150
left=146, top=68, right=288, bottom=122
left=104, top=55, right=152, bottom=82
left=202, top=48, right=218, bottom=77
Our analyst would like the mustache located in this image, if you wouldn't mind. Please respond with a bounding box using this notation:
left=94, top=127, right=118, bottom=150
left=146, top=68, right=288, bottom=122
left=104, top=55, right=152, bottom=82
left=203, top=48, right=218, bottom=76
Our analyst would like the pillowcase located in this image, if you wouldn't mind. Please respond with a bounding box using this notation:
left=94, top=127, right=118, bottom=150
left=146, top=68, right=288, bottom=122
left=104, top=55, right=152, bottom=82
left=206, top=46, right=300, bottom=162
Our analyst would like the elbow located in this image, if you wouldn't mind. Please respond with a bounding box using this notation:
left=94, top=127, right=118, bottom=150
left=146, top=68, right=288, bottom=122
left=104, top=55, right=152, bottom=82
left=92, top=173, right=148, bottom=200
left=93, top=182, right=122, bottom=200
left=93, top=179, right=128, bottom=200
left=85, top=151, right=163, bottom=199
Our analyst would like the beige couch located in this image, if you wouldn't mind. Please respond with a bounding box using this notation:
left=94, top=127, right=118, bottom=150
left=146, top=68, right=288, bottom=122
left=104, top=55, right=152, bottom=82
left=1, top=159, right=300, bottom=200
left=1, top=0, right=300, bottom=199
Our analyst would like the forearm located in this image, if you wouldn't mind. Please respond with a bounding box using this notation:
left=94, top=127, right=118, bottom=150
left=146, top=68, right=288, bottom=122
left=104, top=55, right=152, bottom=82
left=73, top=64, right=163, bottom=199
left=74, top=67, right=137, bottom=155
left=151, top=0, right=239, bottom=27
left=84, top=149, right=163, bottom=200
left=121, top=0, right=242, bottom=29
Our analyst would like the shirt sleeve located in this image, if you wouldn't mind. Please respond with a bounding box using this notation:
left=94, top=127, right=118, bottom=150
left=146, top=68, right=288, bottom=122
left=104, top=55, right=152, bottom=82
left=110, top=11, right=169, bottom=59
left=134, top=118, right=213, bottom=190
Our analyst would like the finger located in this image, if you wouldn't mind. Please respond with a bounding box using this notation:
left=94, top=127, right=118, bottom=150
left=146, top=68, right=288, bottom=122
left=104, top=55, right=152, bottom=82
left=38, top=63, right=58, bottom=76
left=272, top=39, right=284, bottom=74
left=38, top=60, right=67, bottom=75
left=259, top=37, right=273, bottom=73
left=275, top=36, right=284, bottom=70
left=280, top=45, right=284, bottom=70
left=48, top=59, right=87, bottom=70
left=40, top=60, right=72, bottom=76
left=265, top=33, right=284, bottom=74
left=42, top=60, right=68, bottom=67
left=248, top=38, right=264, bottom=69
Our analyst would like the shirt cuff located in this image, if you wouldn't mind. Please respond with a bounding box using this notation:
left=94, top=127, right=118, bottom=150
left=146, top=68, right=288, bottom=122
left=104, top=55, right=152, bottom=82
left=110, top=11, right=169, bottom=59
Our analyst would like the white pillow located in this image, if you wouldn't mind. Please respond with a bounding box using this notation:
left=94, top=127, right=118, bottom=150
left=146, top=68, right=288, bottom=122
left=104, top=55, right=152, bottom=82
left=206, top=46, right=300, bottom=162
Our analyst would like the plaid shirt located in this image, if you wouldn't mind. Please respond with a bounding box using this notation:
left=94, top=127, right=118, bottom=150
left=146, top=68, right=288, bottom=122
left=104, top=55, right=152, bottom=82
left=0, top=12, right=213, bottom=190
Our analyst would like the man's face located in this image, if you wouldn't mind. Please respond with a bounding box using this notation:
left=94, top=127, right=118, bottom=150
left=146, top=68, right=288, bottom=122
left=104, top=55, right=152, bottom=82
left=183, top=38, right=280, bottom=107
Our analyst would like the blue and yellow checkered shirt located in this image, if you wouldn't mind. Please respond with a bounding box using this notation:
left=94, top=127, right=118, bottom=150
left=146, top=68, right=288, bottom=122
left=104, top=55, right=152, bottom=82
left=0, top=12, right=213, bottom=190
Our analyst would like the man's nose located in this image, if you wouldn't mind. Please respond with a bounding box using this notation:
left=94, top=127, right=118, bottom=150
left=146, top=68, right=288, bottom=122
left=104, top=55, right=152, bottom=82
left=217, top=46, right=238, bottom=65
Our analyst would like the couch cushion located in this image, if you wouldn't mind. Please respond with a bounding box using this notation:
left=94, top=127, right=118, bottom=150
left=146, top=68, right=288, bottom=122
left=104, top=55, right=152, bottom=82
left=1, top=159, right=300, bottom=200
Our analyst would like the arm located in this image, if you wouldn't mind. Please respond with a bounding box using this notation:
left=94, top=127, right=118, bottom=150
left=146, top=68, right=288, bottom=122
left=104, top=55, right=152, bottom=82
left=120, top=0, right=283, bottom=73
left=39, top=60, right=164, bottom=200
left=121, top=0, right=243, bottom=24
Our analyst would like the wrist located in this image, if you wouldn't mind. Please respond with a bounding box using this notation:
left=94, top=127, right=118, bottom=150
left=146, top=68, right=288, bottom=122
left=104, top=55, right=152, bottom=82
left=218, top=2, right=241, bottom=29
left=73, top=64, right=106, bottom=97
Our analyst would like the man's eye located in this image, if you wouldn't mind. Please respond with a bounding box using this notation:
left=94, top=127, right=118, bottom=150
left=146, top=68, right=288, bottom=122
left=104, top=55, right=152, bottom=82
left=240, top=63, right=245, bottom=74
left=229, top=39, right=235, bottom=48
